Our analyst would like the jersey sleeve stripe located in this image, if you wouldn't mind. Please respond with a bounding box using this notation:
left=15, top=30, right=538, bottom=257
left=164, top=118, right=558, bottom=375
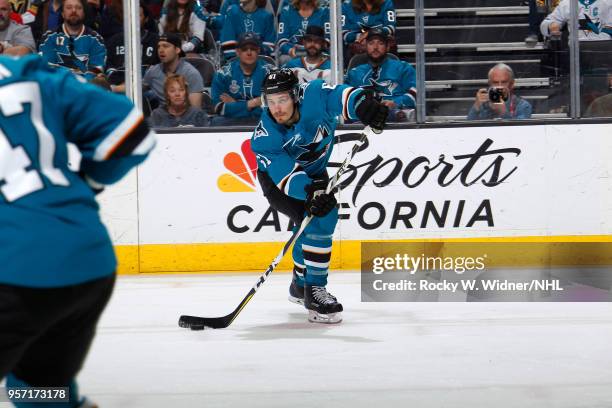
left=342, top=86, right=358, bottom=120
left=93, top=107, right=149, bottom=161
left=131, top=130, right=156, bottom=156
left=282, top=169, right=306, bottom=195
left=277, top=163, right=301, bottom=192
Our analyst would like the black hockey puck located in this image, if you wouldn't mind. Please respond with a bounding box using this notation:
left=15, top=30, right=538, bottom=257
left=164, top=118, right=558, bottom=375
left=190, top=324, right=205, bottom=331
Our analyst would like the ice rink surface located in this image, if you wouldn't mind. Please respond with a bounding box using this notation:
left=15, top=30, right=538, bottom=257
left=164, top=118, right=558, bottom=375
left=73, top=271, right=612, bottom=408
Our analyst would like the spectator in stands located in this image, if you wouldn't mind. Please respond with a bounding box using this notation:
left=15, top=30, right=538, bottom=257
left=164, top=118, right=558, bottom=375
left=159, top=0, right=207, bottom=56
left=38, top=0, right=106, bottom=80
left=8, top=0, right=39, bottom=24
left=467, top=63, right=532, bottom=120
left=277, top=0, right=329, bottom=65
left=220, top=0, right=275, bottom=60
left=151, top=74, right=209, bottom=126
left=212, top=32, right=274, bottom=125
left=0, top=0, right=36, bottom=55
left=98, top=0, right=123, bottom=40
left=215, top=0, right=276, bottom=31
left=85, top=0, right=104, bottom=31
left=106, top=1, right=159, bottom=92
left=345, top=27, right=416, bottom=122
left=541, top=0, right=612, bottom=41
left=143, top=33, right=204, bottom=107
left=284, top=24, right=330, bottom=83
left=342, top=0, right=395, bottom=57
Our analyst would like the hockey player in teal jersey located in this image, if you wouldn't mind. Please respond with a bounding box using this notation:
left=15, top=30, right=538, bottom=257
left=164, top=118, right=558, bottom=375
left=251, top=68, right=387, bottom=323
left=0, top=54, right=155, bottom=407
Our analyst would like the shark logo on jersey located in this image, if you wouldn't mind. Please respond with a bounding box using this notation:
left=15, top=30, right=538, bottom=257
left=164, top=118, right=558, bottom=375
left=229, top=80, right=240, bottom=94
left=57, top=51, right=90, bottom=72
left=368, top=78, right=398, bottom=97
left=312, top=125, right=330, bottom=143
left=253, top=121, right=269, bottom=139
left=358, top=22, right=382, bottom=31
left=361, top=15, right=369, bottom=24
left=283, top=125, right=331, bottom=164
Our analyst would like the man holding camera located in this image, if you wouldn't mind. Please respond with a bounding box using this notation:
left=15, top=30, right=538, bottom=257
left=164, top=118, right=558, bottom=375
left=467, top=63, right=533, bottom=120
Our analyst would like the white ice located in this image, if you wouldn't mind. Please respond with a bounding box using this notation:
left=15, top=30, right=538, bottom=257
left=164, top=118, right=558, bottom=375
left=63, top=272, right=612, bottom=407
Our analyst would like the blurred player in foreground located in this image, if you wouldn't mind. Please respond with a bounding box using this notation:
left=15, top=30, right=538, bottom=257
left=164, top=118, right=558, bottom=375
left=0, top=54, right=155, bottom=407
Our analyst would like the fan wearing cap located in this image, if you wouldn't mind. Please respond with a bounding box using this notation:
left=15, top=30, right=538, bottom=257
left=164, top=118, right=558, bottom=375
left=276, top=0, right=329, bottom=65
left=143, top=32, right=204, bottom=109
left=283, top=25, right=331, bottom=84
left=250, top=69, right=388, bottom=323
left=345, top=27, right=416, bottom=122
left=211, top=32, right=275, bottom=126
left=220, top=0, right=276, bottom=60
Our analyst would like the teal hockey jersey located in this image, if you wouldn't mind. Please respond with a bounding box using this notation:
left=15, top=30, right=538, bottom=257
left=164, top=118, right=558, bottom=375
left=250, top=79, right=363, bottom=200
left=0, top=55, right=155, bottom=287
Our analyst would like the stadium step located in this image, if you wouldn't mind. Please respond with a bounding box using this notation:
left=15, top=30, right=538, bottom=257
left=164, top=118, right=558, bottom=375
left=396, top=6, right=529, bottom=18
left=395, top=0, right=526, bottom=8
left=397, top=42, right=546, bottom=54
left=395, top=23, right=530, bottom=44
left=401, top=58, right=544, bottom=81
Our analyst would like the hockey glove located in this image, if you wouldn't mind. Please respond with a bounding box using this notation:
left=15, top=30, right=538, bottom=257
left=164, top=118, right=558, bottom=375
left=354, top=90, right=389, bottom=134
left=305, top=178, right=337, bottom=217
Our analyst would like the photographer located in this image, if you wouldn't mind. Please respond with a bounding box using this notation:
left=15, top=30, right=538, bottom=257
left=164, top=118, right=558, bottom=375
left=467, top=63, right=533, bottom=120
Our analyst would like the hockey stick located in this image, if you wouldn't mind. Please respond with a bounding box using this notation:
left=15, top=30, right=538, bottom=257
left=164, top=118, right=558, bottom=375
left=178, top=126, right=375, bottom=330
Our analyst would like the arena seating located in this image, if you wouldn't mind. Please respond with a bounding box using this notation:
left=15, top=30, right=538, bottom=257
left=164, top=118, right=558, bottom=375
left=393, top=0, right=565, bottom=120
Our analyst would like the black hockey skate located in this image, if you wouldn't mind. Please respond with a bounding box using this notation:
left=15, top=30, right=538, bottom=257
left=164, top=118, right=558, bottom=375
left=288, top=265, right=305, bottom=305
left=304, top=284, right=343, bottom=324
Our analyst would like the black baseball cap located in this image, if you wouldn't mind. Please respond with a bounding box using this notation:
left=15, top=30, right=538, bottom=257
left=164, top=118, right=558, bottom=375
left=366, top=27, right=389, bottom=42
left=158, top=33, right=185, bottom=56
left=238, top=32, right=262, bottom=48
left=302, top=25, right=325, bottom=41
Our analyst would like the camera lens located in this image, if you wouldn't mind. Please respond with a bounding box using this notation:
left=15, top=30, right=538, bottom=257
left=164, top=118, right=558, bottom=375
left=488, top=87, right=502, bottom=103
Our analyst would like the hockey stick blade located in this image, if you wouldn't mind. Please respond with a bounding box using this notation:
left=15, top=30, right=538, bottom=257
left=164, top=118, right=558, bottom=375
left=178, top=314, right=232, bottom=330
left=178, top=126, right=376, bottom=330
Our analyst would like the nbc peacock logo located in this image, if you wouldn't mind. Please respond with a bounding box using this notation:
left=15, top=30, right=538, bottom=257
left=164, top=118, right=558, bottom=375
left=217, top=139, right=258, bottom=192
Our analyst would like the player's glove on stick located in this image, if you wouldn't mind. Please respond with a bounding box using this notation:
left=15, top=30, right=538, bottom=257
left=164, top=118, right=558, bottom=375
left=305, top=178, right=337, bottom=217
left=355, top=90, right=389, bottom=134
